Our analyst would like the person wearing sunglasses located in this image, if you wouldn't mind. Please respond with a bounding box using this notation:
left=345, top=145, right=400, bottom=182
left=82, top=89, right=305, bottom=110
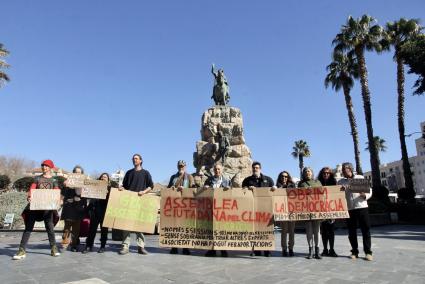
left=317, top=167, right=338, bottom=257
left=276, top=171, right=296, bottom=257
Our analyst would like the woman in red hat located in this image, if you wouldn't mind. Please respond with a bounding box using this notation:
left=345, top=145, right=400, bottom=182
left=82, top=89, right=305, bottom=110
left=13, top=160, right=61, bottom=260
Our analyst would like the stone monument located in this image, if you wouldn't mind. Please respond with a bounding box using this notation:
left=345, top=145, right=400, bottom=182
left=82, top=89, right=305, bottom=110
left=193, top=65, right=253, bottom=187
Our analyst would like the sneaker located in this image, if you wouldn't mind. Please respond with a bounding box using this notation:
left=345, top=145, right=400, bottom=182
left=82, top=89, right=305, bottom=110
left=138, top=247, right=148, bottom=255
left=221, top=250, right=228, bottom=257
left=12, top=247, right=26, bottom=260
left=365, top=254, right=373, bottom=261
left=329, top=249, right=338, bottom=257
left=70, top=246, right=78, bottom=252
left=98, top=247, right=105, bottom=253
left=119, top=246, right=129, bottom=255
left=350, top=253, right=358, bottom=260
left=51, top=246, right=61, bottom=257
left=170, top=248, right=178, bottom=254
left=182, top=248, right=191, bottom=255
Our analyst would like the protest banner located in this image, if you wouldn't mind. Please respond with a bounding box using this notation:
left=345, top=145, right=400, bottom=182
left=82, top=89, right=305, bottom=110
left=81, top=179, right=108, bottom=199
left=272, top=185, right=349, bottom=221
left=347, top=179, right=371, bottom=193
left=159, top=187, right=200, bottom=249
left=30, top=189, right=61, bottom=210
left=252, top=188, right=275, bottom=250
left=65, top=173, right=87, bottom=188
left=159, top=187, right=275, bottom=251
left=103, top=188, right=160, bottom=233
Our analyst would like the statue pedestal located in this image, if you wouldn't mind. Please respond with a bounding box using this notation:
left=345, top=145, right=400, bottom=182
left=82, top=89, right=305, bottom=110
left=193, top=106, right=253, bottom=187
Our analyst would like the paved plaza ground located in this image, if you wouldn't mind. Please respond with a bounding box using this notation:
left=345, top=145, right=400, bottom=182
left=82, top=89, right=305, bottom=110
left=0, top=225, right=424, bottom=284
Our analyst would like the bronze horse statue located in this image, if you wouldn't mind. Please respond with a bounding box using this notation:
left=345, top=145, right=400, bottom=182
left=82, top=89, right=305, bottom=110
left=211, top=64, right=230, bottom=106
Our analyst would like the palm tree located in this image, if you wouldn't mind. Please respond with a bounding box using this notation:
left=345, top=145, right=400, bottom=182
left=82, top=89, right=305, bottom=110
left=333, top=15, right=384, bottom=191
left=365, top=136, right=387, bottom=167
left=291, top=140, right=311, bottom=179
left=383, top=18, right=422, bottom=196
left=0, top=43, right=10, bottom=87
left=325, top=51, right=363, bottom=175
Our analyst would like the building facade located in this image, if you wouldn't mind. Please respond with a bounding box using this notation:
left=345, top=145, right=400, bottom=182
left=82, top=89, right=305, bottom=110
left=364, top=121, right=425, bottom=195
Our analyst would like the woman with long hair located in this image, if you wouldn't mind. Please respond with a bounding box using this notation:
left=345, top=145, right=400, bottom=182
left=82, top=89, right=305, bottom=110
left=276, top=170, right=296, bottom=257
left=82, top=173, right=111, bottom=253
left=318, top=167, right=338, bottom=257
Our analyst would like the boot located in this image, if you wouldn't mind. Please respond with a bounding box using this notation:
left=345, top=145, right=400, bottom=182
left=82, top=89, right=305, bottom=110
left=288, top=249, right=294, bottom=257
left=321, top=248, right=329, bottom=256
left=282, top=248, right=288, bottom=257
left=314, top=247, right=322, bottom=259
left=12, top=247, right=26, bottom=260
left=306, top=247, right=313, bottom=259
left=329, top=249, right=338, bottom=257
left=51, top=245, right=61, bottom=257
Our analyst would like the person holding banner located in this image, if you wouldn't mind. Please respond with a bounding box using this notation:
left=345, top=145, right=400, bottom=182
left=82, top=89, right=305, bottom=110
left=242, top=161, right=275, bottom=257
left=61, top=165, right=87, bottom=252
left=338, top=162, right=373, bottom=261
left=82, top=173, right=111, bottom=254
left=275, top=170, right=296, bottom=257
left=13, top=159, right=61, bottom=260
left=317, top=167, right=338, bottom=257
left=203, top=163, right=231, bottom=257
left=167, top=160, right=195, bottom=255
left=298, top=167, right=322, bottom=260
left=118, top=153, right=153, bottom=255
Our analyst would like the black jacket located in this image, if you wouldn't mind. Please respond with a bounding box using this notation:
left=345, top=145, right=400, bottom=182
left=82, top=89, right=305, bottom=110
left=242, top=173, right=274, bottom=188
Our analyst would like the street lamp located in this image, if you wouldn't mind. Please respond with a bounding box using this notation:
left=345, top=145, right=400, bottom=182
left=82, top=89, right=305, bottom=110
left=405, top=131, right=425, bottom=138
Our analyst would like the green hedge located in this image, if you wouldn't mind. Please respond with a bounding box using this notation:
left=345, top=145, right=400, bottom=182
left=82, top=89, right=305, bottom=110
left=0, top=191, right=28, bottom=228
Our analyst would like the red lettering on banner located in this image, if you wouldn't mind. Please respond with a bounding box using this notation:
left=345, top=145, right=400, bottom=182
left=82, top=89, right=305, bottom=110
left=241, top=211, right=273, bottom=223
left=274, top=202, right=285, bottom=212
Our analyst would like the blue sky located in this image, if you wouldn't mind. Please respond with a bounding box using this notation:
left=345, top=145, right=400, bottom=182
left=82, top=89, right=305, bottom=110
left=1, top=0, right=424, bottom=183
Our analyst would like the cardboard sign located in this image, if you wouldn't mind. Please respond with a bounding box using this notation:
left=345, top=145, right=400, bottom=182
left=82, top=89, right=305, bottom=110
left=159, top=187, right=275, bottom=251
left=272, top=186, right=349, bottom=221
left=66, top=173, right=87, bottom=188
left=30, top=189, right=61, bottom=210
left=103, top=188, right=160, bottom=233
left=348, top=179, right=371, bottom=193
left=81, top=179, right=108, bottom=199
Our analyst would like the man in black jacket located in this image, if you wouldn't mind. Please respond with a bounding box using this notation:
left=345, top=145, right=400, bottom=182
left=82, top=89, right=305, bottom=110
left=242, top=161, right=275, bottom=257
left=118, top=154, right=153, bottom=255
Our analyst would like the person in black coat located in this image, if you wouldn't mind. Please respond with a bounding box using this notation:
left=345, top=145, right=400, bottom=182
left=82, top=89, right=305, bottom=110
left=61, top=165, right=87, bottom=252
left=242, top=161, right=275, bottom=257
left=317, top=166, right=338, bottom=257
left=82, top=173, right=111, bottom=254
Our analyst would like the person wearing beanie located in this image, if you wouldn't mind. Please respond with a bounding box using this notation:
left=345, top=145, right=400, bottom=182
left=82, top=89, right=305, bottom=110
left=298, top=167, right=323, bottom=260
left=167, top=160, right=196, bottom=255
left=13, top=160, right=61, bottom=260
left=338, top=162, right=373, bottom=261
left=61, top=165, right=87, bottom=252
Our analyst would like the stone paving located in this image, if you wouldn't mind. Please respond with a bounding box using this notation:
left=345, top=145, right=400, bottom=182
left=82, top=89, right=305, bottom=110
left=0, top=225, right=424, bottom=284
